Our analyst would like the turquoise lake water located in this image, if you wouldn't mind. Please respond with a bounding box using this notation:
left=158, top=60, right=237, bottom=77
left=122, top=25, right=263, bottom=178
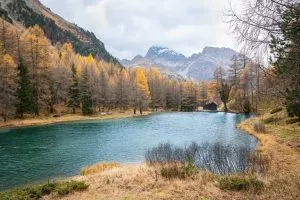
left=0, top=112, right=256, bottom=190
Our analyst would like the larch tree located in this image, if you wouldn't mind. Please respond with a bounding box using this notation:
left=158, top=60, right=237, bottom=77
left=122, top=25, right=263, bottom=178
left=0, top=54, right=19, bottom=121
left=116, top=69, right=130, bottom=112
left=21, top=25, right=52, bottom=115
left=98, top=67, right=109, bottom=111
left=147, top=68, right=164, bottom=111
left=131, top=67, right=151, bottom=115
left=199, top=80, right=208, bottom=106
left=181, top=81, right=198, bottom=111
left=228, top=54, right=241, bottom=86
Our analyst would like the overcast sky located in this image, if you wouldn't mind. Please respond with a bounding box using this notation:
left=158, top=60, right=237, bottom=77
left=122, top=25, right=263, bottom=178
left=40, top=0, right=240, bottom=59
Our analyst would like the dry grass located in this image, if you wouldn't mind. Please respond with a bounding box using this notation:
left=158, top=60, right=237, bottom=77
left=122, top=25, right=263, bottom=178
left=55, top=111, right=300, bottom=200
left=80, top=162, right=120, bottom=176
left=0, top=110, right=152, bottom=129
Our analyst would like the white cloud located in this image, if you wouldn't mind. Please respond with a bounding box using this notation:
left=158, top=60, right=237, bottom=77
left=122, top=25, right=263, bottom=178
left=40, top=0, right=240, bottom=59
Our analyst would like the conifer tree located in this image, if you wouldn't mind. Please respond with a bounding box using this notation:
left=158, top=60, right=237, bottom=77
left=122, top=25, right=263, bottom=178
left=81, top=68, right=93, bottom=115
left=68, top=64, right=80, bottom=113
left=16, top=58, right=34, bottom=117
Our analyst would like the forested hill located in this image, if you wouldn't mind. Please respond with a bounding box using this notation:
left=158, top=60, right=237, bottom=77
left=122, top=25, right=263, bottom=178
left=0, top=0, right=121, bottom=66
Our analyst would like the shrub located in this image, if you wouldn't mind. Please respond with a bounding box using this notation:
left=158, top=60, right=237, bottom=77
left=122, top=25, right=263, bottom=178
left=218, top=175, right=264, bottom=193
left=286, top=88, right=300, bottom=118
left=0, top=181, right=88, bottom=199
left=145, top=142, right=270, bottom=175
left=243, top=100, right=251, bottom=114
left=253, top=121, right=266, bottom=133
left=159, top=158, right=198, bottom=179
left=285, top=118, right=300, bottom=124
left=160, top=164, right=186, bottom=179
left=55, top=181, right=88, bottom=196
left=247, top=152, right=271, bottom=174
left=270, top=107, right=282, bottom=114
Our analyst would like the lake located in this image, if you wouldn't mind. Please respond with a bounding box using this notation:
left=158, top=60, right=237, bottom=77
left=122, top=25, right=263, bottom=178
left=0, top=112, right=256, bottom=190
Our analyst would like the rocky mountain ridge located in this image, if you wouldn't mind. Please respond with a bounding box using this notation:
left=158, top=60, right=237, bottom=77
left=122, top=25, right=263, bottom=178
left=121, top=46, right=239, bottom=80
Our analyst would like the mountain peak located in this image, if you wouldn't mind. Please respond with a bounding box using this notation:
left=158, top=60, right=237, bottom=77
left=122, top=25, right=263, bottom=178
left=145, top=46, right=186, bottom=61
left=121, top=45, right=239, bottom=81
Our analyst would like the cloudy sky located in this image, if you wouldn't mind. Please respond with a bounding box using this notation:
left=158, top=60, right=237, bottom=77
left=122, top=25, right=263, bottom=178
left=40, top=0, right=240, bottom=59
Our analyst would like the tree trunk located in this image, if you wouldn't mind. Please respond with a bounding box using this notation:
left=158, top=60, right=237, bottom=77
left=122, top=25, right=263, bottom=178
left=72, top=107, right=76, bottom=114
left=224, top=102, right=228, bottom=112
left=3, top=113, right=7, bottom=122
left=50, top=105, right=54, bottom=114
left=140, top=107, right=143, bottom=115
left=133, top=108, right=136, bottom=114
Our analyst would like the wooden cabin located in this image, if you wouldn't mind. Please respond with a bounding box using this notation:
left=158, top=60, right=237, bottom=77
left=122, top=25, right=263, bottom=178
left=203, top=102, right=218, bottom=111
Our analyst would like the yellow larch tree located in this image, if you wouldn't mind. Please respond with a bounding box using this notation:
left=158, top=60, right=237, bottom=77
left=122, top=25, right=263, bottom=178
left=0, top=54, right=19, bottom=121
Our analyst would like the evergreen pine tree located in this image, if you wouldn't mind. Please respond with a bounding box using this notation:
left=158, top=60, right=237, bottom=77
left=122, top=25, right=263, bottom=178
left=81, top=68, right=93, bottom=115
left=16, top=58, right=34, bottom=118
left=68, top=64, right=80, bottom=113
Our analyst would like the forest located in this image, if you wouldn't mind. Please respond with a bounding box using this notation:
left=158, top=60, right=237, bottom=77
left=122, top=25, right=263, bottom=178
left=0, top=20, right=201, bottom=121
left=0, top=0, right=299, bottom=123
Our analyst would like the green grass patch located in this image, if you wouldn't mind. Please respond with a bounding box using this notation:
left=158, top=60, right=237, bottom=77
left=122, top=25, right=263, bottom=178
left=218, top=175, right=264, bottom=193
left=0, top=180, right=88, bottom=200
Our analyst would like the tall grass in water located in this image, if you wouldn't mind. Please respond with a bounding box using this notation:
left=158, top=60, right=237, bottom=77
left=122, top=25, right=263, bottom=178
left=145, top=142, right=270, bottom=175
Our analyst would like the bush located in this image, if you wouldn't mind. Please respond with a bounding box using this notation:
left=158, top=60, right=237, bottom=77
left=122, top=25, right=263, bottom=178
left=145, top=142, right=270, bottom=175
left=243, top=100, right=251, bottom=114
left=218, top=175, right=264, bottom=193
left=270, top=107, right=282, bottom=114
left=247, top=152, right=271, bottom=174
left=159, top=158, right=198, bottom=179
left=253, top=121, right=266, bottom=133
left=55, top=181, right=88, bottom=196
left=0, top=181, right=88, bottom=199
left=160, top=164, right=186, bottom=179
left=285, top=118, right=300, bottom=124
left=286, top=88, right=300, bottom=118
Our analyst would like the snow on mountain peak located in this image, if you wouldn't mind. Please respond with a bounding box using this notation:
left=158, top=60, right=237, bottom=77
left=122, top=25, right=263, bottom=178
left=121, top=46, right=240, bottom=81
left=145, top=46, right=186, bottom=61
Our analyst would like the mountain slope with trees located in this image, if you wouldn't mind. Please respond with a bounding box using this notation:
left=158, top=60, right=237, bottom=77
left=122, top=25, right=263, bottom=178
left=0, top=0, right=121, bottom=66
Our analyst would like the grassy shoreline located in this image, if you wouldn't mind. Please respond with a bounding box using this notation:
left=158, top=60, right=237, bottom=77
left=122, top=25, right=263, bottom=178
left=0, top=110, right=152, bottom=130
left=1, top=111, right=299, bottom=199
left=58, top=112, right=299, bottom=199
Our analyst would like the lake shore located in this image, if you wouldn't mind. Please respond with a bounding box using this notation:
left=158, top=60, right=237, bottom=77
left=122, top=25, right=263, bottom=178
left=1, top=112, right=299, bottom=199
left=0, top=110, right=153, bottom=129
left=57, top=113, right=300, bottom=199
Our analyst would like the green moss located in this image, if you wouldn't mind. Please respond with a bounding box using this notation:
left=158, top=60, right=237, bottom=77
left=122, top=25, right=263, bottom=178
left=0, top=181, right=88, bottom=200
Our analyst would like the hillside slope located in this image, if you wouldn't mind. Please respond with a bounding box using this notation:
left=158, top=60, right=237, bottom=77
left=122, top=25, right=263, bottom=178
left=0, top=0, right=121, bottom=66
